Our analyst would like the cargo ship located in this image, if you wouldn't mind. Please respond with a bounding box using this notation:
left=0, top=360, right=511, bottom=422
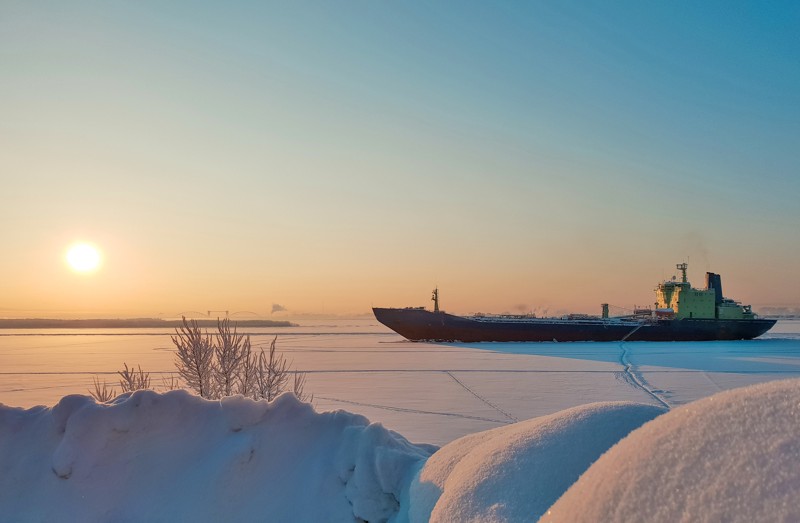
left=373, top=263, right=776, bottom=342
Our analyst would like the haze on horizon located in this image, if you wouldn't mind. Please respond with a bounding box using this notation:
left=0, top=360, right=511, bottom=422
left=2, top=2, right=798, bottom=318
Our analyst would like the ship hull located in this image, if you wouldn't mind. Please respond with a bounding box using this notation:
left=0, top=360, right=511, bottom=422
left=373, top=308, right=776, bottom=342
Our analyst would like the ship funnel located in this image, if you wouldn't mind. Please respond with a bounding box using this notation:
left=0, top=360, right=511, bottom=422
left=706, top=272, right=723, bottom=304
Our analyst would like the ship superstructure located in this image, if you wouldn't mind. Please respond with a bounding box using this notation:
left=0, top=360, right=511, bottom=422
left=655, top=263, right=756, bottom=321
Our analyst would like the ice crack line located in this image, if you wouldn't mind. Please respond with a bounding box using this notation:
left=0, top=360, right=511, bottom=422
left=444, top=371, right=519, bottom=423
left=316, top=396, right=507, bottom=424
left=619, top=343, right=670, bottom=409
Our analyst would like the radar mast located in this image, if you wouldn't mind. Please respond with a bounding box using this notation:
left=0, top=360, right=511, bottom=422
left=677, top=263, right=688, bottom=283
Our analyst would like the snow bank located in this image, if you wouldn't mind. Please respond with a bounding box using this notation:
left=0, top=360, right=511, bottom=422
left=405, top=402, right=666, bottom=522
left=0, top=390, right=434, bottom=523
left=3, top=379, right=794, bottom=522
left=540, top=378, right=800, bottom=523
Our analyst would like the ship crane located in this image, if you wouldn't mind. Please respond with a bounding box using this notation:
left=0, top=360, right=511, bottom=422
left=607, top=304, right=637, bottom=316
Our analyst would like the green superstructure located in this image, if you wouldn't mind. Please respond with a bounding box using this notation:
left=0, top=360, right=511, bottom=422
left=655, top=263, right=756, bottom=320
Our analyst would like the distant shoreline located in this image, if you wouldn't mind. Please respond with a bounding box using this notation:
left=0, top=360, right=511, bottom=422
left=0, top=318, right=297, bottom=329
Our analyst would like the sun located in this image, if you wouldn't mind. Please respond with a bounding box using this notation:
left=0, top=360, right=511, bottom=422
left=66, top=243, right=102, bottom=273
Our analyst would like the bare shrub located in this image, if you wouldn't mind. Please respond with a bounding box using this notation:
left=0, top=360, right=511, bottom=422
left=89, top=376, right=116, bottom=402
left=213, top=318, right=250, bottom=397
left=161, top=374, right=180, bottom=391
left=87, top=319, right=311, bottom=403
left=88, top=366, right=181, bottom=402
left=236, top=342, right=257, bottom=397
left=118, top=363, right=151, bottom=393
left=172, top=317, right=217, bottom=399
left=170, top=320, right=312, bottom=402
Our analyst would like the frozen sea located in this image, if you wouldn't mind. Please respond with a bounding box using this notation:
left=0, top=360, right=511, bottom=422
left=1, top=317, right=799, bottom=446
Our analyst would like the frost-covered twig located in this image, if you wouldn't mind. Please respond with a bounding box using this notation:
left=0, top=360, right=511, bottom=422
left=293, top=370, right=312, bottom=403
left=255, top=336, right=289, bottom=401
left=237, top=342, right=257, bottom=397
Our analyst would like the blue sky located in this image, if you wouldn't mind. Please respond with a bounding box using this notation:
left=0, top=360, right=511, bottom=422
left=1, top=2, right=798, bottom=316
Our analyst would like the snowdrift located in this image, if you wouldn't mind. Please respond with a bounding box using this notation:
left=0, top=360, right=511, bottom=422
left=0, top=390, right=434, bottom=523
left=1, top=379, right=796, bottom=522
left=405, top=402, right=666, bottom=522
left=540, top=378, right=800, bottom=523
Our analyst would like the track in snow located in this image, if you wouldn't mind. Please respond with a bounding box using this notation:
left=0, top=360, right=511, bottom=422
left=618, top=342, right=671, bottom=409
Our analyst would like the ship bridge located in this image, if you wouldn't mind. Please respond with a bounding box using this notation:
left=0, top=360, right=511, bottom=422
left=655, top=263, right=755, bottom=320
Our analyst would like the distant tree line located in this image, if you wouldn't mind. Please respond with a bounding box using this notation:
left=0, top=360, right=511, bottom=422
left=1, top=318, right=296, bottom=329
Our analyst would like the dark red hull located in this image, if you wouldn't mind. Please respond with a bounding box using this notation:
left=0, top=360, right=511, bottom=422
left=373, top=308, right=776, bottom=342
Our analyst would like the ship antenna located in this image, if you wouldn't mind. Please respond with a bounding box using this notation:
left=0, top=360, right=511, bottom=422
left=432, top=287, right=440, bottom=313
left=677, top=262, right=688, bottom=283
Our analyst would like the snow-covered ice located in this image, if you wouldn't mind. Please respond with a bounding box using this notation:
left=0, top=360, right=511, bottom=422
left=3, top=319, right=798, bottom=444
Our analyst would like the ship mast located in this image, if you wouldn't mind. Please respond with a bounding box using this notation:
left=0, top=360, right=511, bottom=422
left=677, top=262, right=688, bottom=283
left=432, top=287, right=440, bottom=313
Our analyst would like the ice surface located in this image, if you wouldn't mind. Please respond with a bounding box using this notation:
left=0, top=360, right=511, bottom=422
left=2, top=319, right=798, bottom=445
left=540, top=378, right=800, bottom=523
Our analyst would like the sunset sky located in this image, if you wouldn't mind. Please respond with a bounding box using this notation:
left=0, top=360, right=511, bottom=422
left=2, top=2, right=798, bottom=317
